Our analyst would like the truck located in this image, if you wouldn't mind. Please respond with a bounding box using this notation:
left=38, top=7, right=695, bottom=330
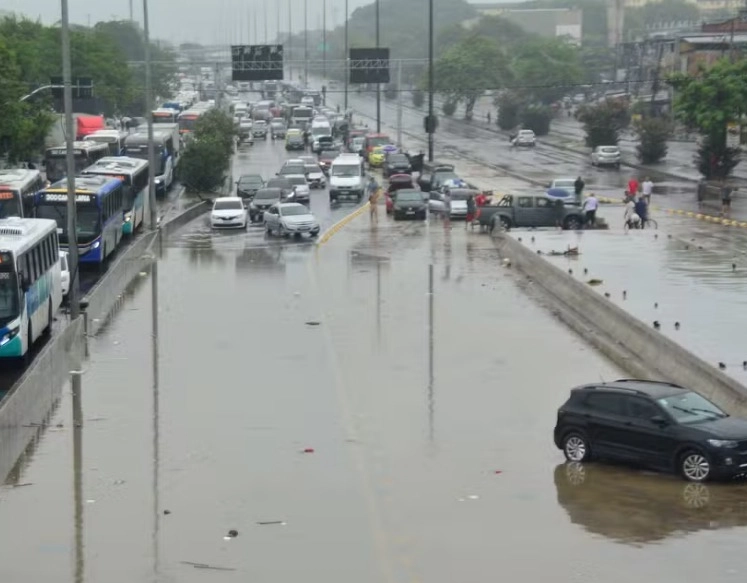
left=477, top=194, right=585, bottom=232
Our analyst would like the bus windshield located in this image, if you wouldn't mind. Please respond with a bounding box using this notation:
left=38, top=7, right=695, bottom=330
left=0, top=192, right=23, bottom=219
left=36, top=202, right=100, bottom=244
left=126, top=145, right=165, bottom=174
left=45, top=154, right=90, bottom=182
left=179, top=117, right=199, bottom=132
left=0, top=270, right=19, bottom=325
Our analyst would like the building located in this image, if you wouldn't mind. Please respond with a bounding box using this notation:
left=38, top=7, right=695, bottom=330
left=467, top=4, right=583, bottom=44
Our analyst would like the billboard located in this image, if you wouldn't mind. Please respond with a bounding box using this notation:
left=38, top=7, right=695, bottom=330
left=349, top=48, right=390, bottom=84
left=231, top=45, right=284, bottom=81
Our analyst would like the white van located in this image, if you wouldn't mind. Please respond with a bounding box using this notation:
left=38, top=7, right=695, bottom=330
left=329, top=153, right=365, bottom=203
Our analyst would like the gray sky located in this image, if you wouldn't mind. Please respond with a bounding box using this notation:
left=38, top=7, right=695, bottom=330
left=4, top=0, right=521, bottom=44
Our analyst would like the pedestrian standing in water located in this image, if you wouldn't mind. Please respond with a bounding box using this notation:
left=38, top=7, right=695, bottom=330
left=641, top=176, right=654, bottom=204
left=487, top=111, right=492, bottom=125
left=582, top=193, right=599, bottom=228
left=722, top=181, right=734, bottom=216
left=442, top=188, right=452, bottom=228
left=466, top=194, right=476, bottom=229
left=574, top=176, right=585, bottom=203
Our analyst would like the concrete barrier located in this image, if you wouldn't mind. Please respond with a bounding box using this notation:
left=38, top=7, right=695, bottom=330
left=0, top=317, right=85, bottom=483
left=496, top=234, right=747, bottom=414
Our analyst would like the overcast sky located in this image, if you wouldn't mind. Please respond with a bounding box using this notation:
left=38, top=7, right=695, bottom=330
left=3, top=0, right=520, bottom=44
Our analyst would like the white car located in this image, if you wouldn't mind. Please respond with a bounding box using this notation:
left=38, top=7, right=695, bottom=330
left=59, top=250, right=70, bottom=297
left=210, top=196, right=248, bottom=229
left=285, top=174, right=311, bottom=203
left=305, top=163, right=326, bottom=188
left=591, top=145, right=621, bottom=168
left=264, top=202, right=320, bottom=238
left=512, top=129, right=536, bottom=147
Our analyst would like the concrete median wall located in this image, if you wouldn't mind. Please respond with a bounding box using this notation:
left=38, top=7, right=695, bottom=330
left=496, top=234, right=747, bottom=414
left=0, top=317, right=85, bottom=483
left=0, top=200, right=210, bottom=482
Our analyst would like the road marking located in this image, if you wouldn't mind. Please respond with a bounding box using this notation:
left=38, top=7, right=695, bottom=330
left=317, top=202, right=371, bottom=245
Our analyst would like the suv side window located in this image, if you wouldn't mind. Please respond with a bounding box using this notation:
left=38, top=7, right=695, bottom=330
left=626, top=397, right=661, bottom=420
left=584, top=392, right=625, bottom=415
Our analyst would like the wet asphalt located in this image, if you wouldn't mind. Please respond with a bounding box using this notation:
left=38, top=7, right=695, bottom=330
left=2, top=128, right=747, bottom=581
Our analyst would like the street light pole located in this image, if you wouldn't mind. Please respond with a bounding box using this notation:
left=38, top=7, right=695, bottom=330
left=427, top=0, right=434, bottom=162
left=143, top=0, right=157, bottom=231
left=344, top=0, right=349, bottom=111
left=264, top=1, right=268, bottom=43
left=61, top=0, right=79, bottom=320
left=322, top=0, right=327, bottom=79
left=304, top=0, right=309, bottom=85
left=288, top=0, right=293, bottom=79
left=375, top=0, right=381, bottom=132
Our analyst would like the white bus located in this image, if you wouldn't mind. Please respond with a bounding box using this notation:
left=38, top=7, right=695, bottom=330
left=0, top=169, right=46, bottom=218
left=0, top=218, right=62, bottom=361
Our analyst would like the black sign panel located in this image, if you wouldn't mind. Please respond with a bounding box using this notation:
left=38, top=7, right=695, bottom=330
left=50, top=77, right=94, bottom=99
left=231, top=45, right=284, bottom=81
left=349, top=48, right=390, bottom=84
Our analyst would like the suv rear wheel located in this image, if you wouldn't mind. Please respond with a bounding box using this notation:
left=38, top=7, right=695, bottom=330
left=562, top=432, right=590, bottom=462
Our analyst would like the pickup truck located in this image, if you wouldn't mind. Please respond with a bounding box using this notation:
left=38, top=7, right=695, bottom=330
left=477, top=194, right=585, bottom=232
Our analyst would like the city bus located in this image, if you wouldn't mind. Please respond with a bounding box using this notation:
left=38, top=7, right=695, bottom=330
left=123, top=127, right=179, bottom=194
left=44, top=141, right=109, bottom=183
left=0, top=169, right=46, bottom=218
left=36, top=175, right=124, bottom=266
left=83, top=129, right=128, bottom=156
left=152, top=108, right=179, bottom=124
left=0, top=218, right=63, bottom=361
left=82, top=157, right=150, bottom=235
left=178, top=108, right=208, bottom=135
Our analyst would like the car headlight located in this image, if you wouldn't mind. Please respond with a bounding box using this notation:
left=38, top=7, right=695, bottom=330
left=707, top=439, right=738, bottom=448
left=92, top=241, right=100, bottom=249
left=124, top=212, right=132, bottom=223
left=155, top=178, right=163, bottom=184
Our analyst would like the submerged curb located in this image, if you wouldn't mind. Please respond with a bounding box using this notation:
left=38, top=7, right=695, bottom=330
left=317, top=202, right=370, bottom=245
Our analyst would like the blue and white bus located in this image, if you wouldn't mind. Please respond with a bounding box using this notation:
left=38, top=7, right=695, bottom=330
left=0, top=218, right=62, bottom=360
left=123, top=126, right=179, bottom=194
left=36, top=176, right=124, bottom=266
left=0, top=169, right=46, bottom=219
left=82, top=157, right=150, bottom=235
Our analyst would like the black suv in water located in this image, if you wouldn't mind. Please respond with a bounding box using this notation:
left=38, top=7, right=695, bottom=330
left=554, top=379, right=747, bottom=482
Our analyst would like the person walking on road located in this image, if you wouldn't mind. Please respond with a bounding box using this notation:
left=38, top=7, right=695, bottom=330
left=574, top=176, right=585, bottom=202
left=486, top=111, right=492, bottom=125
left=466, top=194, right=476, bottom=229
left=582, top=193, right=599, bottom=228
left=721, top=181, right=734, bottom=216
left=367, top=176, right=380, bottom=223
left=641, top=176, right=654, bottom=204
left=442, top=188, right=452, bottom=228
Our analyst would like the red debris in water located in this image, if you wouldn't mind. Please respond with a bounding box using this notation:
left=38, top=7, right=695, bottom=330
left=302, top=448, right=315, bottom=453
left=494, top=470, right=503, bottom=474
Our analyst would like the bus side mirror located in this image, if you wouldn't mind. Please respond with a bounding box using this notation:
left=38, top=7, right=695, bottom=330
left=19, top=273, right=29, bottom=292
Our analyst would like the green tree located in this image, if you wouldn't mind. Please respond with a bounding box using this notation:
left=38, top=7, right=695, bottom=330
left=442, top=101, right=457, bottom=116
left=511, top=38, right=582, bottom=105
left=669, top=58, right=747, bottom=178
left=179, top=110, right=236, bottom=193
left=496, top=91, right=521, bottom=130
left=520, top=105, right=552, bottom=136
left=432, top=35, right=510, bottom=118
left=635, top=116, right=672, bottom=164
left=577, top=100, right=630, bottom=148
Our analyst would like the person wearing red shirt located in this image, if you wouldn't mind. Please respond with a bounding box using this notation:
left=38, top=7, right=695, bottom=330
left=627, top=177, right=639, bottom=197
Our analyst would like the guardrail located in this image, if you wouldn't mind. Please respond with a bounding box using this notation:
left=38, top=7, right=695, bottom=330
left=497, top=234, right=747, bottom=415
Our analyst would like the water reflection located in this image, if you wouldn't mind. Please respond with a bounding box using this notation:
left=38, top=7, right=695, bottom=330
left=236, top=245, right=286, bottom=274
left=553, top=463, right=747, bottom=546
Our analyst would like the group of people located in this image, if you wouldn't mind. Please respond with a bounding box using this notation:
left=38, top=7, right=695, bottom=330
left=623, top=175, right=654, bottom=229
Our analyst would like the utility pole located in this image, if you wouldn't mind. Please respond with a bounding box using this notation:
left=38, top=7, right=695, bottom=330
left=375, top=0, right=381, bottom=132
left=427, top=0, right=434, bottom=162
left=304, top=0, right=309, bottom=85
left=396, top=59, right=403, bottom=147
left=344, top=0, right=349, bottom=111
left=288, top=0, right=293, bottom=80
left=276, top=1, right=280, bottom=44
left=323, top=0, right=327, bottom=79
left=61, top=0, right=79, bottom=320
left=264, top=1, right=268, bottom=43
left=143, top=0, right=157, bottom=231
left=129, top=0, right=133, bottom=21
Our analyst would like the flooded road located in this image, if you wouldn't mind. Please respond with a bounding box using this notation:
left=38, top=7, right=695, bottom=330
left=518, top=204, right=747, bottom=384
left=5, top=184, right=747, bottom=582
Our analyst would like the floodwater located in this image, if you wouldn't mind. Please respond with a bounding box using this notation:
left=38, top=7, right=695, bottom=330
left=518, top=205, right=747, bottom=384
left=5, top=195, right=747, bottom=581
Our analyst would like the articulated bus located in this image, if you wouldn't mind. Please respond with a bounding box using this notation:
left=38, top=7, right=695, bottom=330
left=152, top=108, right=179, bottom=124
left=44, top=141, right=109, bottom=184
left=0, top=218, right=62, bottom=360
left=123, top=127, right=179, bottom=194
left=36, top=176, right=124, bottom=265
left=82, top=157, right=150, bottom=235
left=0, top=169, right=46, bottom=218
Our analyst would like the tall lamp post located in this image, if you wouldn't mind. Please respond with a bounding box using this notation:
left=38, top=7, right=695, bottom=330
left=304, top=0, right=309, bottom=85
left=288, top=0, right=293, bottom=79
left=322, top=0, right=327, bottom=79
left=427, top=0, right=434, bottom=162
left=61, top=0, right=79, bottom=320
left=344, top=0, right=349, bottom=111
left=375, top=0, right=381, bottom=132
left=143, top=0, right=157, bottom=230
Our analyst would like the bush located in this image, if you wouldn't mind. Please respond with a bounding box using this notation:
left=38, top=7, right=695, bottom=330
left=577, top=100, right=630, bottom=148
left=520, top=105, right=552, bottom=136
left=635, top=116, right=672, bottom=164
left=696, top=134, right=741, bottom=179
left=496, top=92, right=520, bottom=130
left=412, top=89, right=425, bottom=107
left=442, top=101, right=457, bottom=116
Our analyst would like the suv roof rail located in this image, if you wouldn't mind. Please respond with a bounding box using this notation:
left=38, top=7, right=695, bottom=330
left=614, top=378, right=684, bottom=389
left=580, top=385, right=642, bottom=395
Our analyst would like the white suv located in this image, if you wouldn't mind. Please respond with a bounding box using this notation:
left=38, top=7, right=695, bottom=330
left=512, top=129, right=536, bottom=147
left=591, top=145, right=621, bottom=168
